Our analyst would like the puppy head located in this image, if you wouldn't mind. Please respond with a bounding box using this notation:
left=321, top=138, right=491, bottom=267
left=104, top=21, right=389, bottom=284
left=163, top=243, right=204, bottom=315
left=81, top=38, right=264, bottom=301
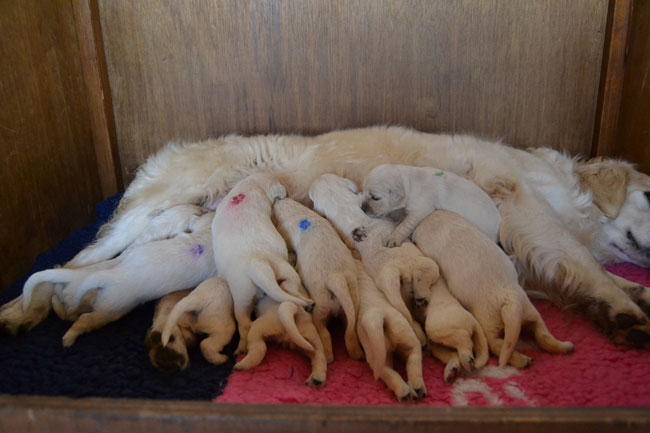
left=361, top=165, right=406, bottom=217
left=582, top=158, right=650, bottom=267
left=309, top=174, right=363, bottom=217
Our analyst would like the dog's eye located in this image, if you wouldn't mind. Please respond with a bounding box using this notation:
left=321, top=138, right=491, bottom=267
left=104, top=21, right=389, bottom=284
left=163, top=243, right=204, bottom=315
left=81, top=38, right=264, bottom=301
left=370, top=194, right=380, bottom=201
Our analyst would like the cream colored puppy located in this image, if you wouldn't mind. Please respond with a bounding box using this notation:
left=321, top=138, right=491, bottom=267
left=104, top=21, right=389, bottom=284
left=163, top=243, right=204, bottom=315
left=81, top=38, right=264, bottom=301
left=212, top=172, right=314, bottom=354
left=362, top=164, right=501, bottom=246
left=21, top=211, right=217, bottom=347
left=161, top=276, right=236, bottom=365
left=145, top=290, right=198, bottom=372
left=274, top=197, right=363, bottom=362
left=234, top=294, right=328, bottom=388
left=309, top=174, right=438, bottom=346
left=414, top=277, right=489, bottom=381
left=413, top=211, right=574, bottom=367
left=353, top=259, right=426, bottom=401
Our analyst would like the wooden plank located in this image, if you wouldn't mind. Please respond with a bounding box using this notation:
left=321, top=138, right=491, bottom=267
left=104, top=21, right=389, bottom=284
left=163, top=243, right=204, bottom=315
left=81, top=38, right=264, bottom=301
left=98, top=0, right=609, bottom=185
left=0, top=0, right=102, bottom=290
left=610, top=0, right=650, bottom=174
left=72, top=0, right=123, bottom=197
left=592, top=0, right=632, bottom=158
left=0, top=395, right=649, bottom=433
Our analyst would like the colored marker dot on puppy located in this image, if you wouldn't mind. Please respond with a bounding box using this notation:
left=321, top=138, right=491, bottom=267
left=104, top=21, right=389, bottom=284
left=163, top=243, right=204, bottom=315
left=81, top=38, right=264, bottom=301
left=190, top=245, right=204, bottom=257
left=230, top=193, right=246, bottom=205
left=435, top=171, right=444, bottom=176
left=299, top=219, right=311, bottom=231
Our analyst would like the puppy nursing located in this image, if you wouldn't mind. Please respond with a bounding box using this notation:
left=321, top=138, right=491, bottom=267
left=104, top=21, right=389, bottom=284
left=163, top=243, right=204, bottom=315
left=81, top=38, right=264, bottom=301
left=362, top=164, right=501, bottom=246
left=413, top=211, right=574, bottom=367
left=274, top=198, right=363, bottom=362
left=212, top=172, right=314, bottom=354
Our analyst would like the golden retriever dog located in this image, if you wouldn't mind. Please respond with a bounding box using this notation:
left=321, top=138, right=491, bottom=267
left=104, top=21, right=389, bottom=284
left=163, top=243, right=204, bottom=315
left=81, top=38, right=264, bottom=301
left=413, top=210, right=574, bottom=367
left=273, top=197, right=363, bottom=362
left=212, top=172, right=314, bottom=354
left=4, top=126, right=650, bottom=348
left=353, top=259, right=426, bottom=401
left=309, top=173, right=439, bottom=346
left=233, top=294, right=328, bottom=388
left=361, top=164, right=501, bottom=245
left=161, top=276, right=236, bottom=366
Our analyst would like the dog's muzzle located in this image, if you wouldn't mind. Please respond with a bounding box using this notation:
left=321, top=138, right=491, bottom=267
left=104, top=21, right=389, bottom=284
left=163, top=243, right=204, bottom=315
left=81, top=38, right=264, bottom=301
left=361, top=201, right=371, bottom=214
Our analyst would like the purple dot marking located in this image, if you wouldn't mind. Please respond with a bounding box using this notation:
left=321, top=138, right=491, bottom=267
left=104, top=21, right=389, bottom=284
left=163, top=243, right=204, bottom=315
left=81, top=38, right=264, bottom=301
left=190, top=245, right=204, bottom=257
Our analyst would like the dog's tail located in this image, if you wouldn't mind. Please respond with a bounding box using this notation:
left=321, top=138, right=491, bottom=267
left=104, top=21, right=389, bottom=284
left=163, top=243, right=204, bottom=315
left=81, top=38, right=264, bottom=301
left=360, top=314, right=388, bottom=380
left=498, top=299, right=523, bottom=367
left=22, top=269, right=79, bottom=311
left=277, top=302, right=314, bottom=353
left=70, top=273, right=111, bottom=312
left=161, top=293, right=198, bottom=346
left=472, top=318, right=490, bottom=369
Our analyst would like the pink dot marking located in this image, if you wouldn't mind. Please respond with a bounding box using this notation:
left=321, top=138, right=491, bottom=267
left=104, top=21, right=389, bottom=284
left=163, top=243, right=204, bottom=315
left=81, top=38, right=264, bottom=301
left=230, top=193, right=246, bottom=205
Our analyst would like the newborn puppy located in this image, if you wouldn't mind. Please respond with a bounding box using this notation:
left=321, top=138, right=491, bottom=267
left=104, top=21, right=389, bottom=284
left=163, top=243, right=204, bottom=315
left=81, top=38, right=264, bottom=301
left=361, top=164, right=501, bottom=246
left=212, top=172, right=314, bottom=354
left=309, top=174, right=438, bottom=346
left=22, top=212, right=217, bottom=347
left=413, top=211, right=574, bottom=367
left=274, top=197, right=363, bottom=362
left=414, top=277, right=489, bottom=381
left=353, top=259, right=426, bottom=401
left=161, top=276, right=236, bottom=365
left=146, top=290, right=198, bottom=372
left=234, top=294, right=328, bottom=388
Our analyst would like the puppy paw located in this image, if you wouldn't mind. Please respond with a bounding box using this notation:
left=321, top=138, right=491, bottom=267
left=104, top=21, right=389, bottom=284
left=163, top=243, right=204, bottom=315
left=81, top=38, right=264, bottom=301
left=0, top=297, right=51, bottom=336
left=459, top=354, right=475, bottom=373
left=305, top=374, right=326, bottom=389
left=444, top=361, right=460, bottom=382
left=623, top=285, right=650, bottom=318
left=589, top=299, right=650, bottom=349
left=397, top=387, right=418, bottom=403
left=62, top=331, right=78, bottom=347
left=508, top=351, right=533, bottom=369
left=384, top=235, right=403, bottom=248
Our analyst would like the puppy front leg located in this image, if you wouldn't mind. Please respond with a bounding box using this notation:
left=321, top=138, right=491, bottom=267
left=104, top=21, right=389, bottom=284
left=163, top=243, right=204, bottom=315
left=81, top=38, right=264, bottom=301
left=0, top=283, right=54, bottom=335
left=385, top=213, right=426, bottom=247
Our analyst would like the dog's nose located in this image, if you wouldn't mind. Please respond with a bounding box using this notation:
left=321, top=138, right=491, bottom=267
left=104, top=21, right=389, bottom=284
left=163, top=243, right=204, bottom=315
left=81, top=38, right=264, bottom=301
left=415, top=298, right=428, bottom=308
left=361, top=201, right=370, bottom=214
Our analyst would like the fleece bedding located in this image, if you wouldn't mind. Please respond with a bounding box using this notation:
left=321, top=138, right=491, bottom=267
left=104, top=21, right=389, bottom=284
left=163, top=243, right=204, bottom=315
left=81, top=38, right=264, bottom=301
left=1, top=196, right=649, bottom=406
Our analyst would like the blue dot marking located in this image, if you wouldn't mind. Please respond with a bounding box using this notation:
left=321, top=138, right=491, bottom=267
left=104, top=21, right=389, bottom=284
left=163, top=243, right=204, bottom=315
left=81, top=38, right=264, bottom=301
left=299, top=219, right=311, bottom=231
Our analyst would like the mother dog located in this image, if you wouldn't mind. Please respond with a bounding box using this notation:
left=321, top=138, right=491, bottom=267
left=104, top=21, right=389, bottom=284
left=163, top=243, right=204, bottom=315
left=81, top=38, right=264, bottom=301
left=3, top=126, right=650, bottom=347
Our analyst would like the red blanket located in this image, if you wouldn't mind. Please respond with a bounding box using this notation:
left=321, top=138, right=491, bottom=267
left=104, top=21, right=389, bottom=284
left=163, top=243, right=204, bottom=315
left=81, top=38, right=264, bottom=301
left=216, top=263, right=650, bottom=407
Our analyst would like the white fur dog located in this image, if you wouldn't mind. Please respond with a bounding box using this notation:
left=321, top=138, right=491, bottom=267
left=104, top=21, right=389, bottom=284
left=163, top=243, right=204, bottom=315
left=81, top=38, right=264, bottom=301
left=5, top=126, right=650, bottom=348
left=309, top=174, right=439, bottom=346
left=413, top=210, right=574, bottom=367
left=274, top=197, right=363, bottom=362
left=353, top=259, right=426, bottom=401
left=161, top=276, right=236, bottom=365
left=415, top=277, right=489, bottom=380
left=212, top=172, right=314, bottom=354
left=233, top=294, right=328, bottom=388
left=361, top=164, right=501, bottom=246
left=20, top=211, right=217, bottom=346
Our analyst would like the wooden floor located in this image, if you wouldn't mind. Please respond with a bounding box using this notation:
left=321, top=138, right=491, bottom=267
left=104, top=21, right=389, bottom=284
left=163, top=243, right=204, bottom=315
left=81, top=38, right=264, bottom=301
left=0, top=395, right=648, bottom=433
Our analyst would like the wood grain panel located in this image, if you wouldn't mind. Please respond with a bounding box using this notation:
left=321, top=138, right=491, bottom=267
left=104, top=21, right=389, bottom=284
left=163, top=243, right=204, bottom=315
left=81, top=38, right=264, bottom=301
left=0, top=0, right=102, bottom=290
left=98, top=0, right=609, bottom=184
left=611, top=0, right=650, bottom=174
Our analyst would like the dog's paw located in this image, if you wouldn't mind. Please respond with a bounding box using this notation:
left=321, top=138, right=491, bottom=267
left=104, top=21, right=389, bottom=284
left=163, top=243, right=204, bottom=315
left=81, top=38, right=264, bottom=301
left=459, top=354, right=475, bottom=373
left=397, top=387, right=419, bottom=403
left=0, top=296, right=50, bottom=335
left=589, top=299, right=650, bottom=349
left=444, top=361, right=461, bottom=382
left=305, top=374, right=326, bottom=389
left=62, top=330, right=78, bottom=347
left=384, top=235, right=403, bottom=248
left=623, top=285, right=650, bottom=318
left=508, top=351, right=533, bottom=369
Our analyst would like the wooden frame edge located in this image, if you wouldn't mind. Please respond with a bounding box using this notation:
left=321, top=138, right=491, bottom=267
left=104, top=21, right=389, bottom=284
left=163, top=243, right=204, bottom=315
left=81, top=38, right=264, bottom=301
left=0, top=395, right=648, bottom=433
left=592, top=0, right=632, bottom=158
left=72, top=0, right=123, bottom=198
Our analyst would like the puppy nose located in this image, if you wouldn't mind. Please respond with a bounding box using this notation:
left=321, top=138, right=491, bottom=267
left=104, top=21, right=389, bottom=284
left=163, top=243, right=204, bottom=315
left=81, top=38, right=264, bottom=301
left=361, top=202, right=370, bottom=213
left=416, top=298, right=428, bottom=308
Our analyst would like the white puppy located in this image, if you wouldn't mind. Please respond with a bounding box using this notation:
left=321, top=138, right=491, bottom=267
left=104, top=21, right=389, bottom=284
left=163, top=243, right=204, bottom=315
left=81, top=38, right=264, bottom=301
left=212, top=172, right=314, bottom=354
left=234, top=294, right=328, bottom=388
left=309, top=174, right=438, bottom=346
left=415, top=277, right=489, bottom=381
left=413, top=211, right=574, bottom=367
left=274, top=198, right=363, bottom=362
left=362, top=164, right=501, bottom=246
left=353, top=259, right=426, bottom=401
left=161, top=276, right=236, bottom=365
left=21, top=211, right=217, bottom=346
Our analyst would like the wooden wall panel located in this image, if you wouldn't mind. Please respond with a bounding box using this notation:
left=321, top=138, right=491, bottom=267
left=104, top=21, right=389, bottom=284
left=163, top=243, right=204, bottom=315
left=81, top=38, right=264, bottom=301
left=610, top=0, right=650, bottom=174
left=0, top=0, right=102, bottom=290
left=98, top=0, right=609, bottom=185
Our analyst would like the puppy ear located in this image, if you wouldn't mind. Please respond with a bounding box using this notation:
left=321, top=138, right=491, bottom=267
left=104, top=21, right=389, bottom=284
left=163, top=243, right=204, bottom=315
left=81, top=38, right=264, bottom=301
left=268, top=182, right=287, bottom=203
left=577, top=160, right=628, bottom=219
left=343, top=178, right=359, bottom=194
left=388, top=185, right=405, bottom=207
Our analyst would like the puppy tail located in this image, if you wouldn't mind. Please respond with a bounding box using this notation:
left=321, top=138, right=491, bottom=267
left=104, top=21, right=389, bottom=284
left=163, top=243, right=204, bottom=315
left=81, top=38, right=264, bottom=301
left=22, top=269, right=78, bottom=311
left=70, top=273, right=109, bottom=312
left=472, top=319, right=490, bottom=369
left=277, top=302, right=314, bottom=353
left=161, top=293, right=199, bottom=346
left=498, top=300, right=523, bottom=367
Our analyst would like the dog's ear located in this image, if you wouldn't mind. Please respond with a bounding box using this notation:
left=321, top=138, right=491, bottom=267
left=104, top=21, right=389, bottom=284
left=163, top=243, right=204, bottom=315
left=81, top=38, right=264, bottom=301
left=388, top=185, right=405, bottom=207
left=342, top=178, right=359, bottom=194
left=268, top=181, right=287, bottom=203
left=577, top=160, right=628, bottom=219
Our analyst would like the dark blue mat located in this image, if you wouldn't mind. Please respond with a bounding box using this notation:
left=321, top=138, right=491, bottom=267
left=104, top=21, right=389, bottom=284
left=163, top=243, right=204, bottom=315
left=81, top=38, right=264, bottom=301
left=0, top=195, right=236, bottom=400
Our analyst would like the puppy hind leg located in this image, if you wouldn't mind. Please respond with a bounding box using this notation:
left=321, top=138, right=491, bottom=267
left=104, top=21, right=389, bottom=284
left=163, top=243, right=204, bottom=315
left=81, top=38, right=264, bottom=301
left=62, top=311, right=125, bottom=347
left=248, top=259, right=311, bottom=308
left=471, top=319, right=490, bottom=369
left=200, top=330, right=236, bottom=365
left=233, top=302, right=254, bottom=355
left=234, top=312, right=280, bottom=370
left=297, top=315, right=328, bottom=388
left=430, top=344, right=461, bottom=382
left=326, top=273, right=363, bottom=361
left=0, top=287, right=54, bottom=335
left=311, top=297, right=334, bottom=363
left=525, top=308, right=574, bottom=354
left=385, top=312, right=426, bottom=398
left=485, top=328, right=532, bottom=369
left=268, top=257, right=315, bottom=308
left=498, top=301, right=523, bottom=367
